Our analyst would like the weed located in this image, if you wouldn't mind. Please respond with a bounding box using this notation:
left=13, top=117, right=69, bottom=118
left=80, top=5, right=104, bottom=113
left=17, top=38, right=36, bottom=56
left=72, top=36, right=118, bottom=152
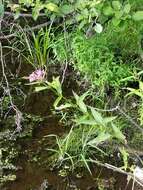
left=45, top=90, right=126, bottom=172
left=11, top=28, right=51, bottom=69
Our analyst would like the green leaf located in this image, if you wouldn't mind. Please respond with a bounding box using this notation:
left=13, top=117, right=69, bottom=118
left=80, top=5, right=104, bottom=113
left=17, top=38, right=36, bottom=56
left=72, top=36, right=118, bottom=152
left=115, top=10, right=123, bottom=19
left=123, top=3, right=131, bottom=14
left=112, top=124, right=126, bottom=143
left=78, top=99, right=87, bottom=113
left=132, top=11, right=143, bottom=21
left=103, top=6, right=114, bottom=16
left=90, top=107, right=104, bottom=126
left=112, top=17, right=121, bottom=26
left=0, top=1, right=4, bottom=18
left=126, top=88, right=143, bottom=98
left=78, top=20, right=87, bottom=29
left=139, top=81, right=143, bottom=92
left=19, top=0, right=33, bottom=7
left=35, top=86, right=49, bottom=92
left=32, top=4, right=43, bottom=20
left=104, top=116, right=117, bottom=124
left=119, top=147, right=129, bottom=170
left=60, top=4, right=74, bottom=15
left=73, top=91, right=88, bottom=113
left=47, top=77, right=62, bottom=96
left=53, top=95, right=63, bottom=109
left=74, top=117, right=98, bottom=125
left=80, top=154, right=92, bottom=175
left=45, top=3, right=59, bottom=13
left=112, top=1, right=121, bottom=10
left=94, top=23, right=103, bottom=33
left=88, top=133, right=111, bottom=146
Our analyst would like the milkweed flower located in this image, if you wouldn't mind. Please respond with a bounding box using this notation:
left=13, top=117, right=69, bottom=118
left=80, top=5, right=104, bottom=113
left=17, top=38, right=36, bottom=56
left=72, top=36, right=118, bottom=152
left=28, top=69, right=45, bottom=82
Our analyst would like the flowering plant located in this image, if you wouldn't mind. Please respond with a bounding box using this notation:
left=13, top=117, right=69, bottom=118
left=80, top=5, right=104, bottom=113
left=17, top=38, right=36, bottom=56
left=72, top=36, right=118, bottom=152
left=28, top=69, right=45, bottom=82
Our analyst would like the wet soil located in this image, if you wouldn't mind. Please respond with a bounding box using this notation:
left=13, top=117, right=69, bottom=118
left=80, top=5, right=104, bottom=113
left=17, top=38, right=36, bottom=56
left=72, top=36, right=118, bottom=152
left=1, top=52, right=143, bottom=190
left=2, top=117, right=132, bottom=190
left=2, top=92, right=142, bottom=190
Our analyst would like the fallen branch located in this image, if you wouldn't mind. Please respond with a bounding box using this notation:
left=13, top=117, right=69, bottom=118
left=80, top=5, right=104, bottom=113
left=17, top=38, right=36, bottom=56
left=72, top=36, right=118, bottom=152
left=4, top=11, right=46, bottom=17
left=0, top=21, right=52, bottom=40
left=0, top=42, right=22, bottom=132
left=89, top=159, right=143, bottom=188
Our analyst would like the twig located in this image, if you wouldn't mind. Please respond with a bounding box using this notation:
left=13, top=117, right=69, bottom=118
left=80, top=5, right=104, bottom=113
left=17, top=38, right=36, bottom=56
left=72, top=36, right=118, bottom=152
left=4, top=11, right=46, bottom=17
left=94, top=105, right=119, bottom=112
left=118, top=107, right=143, bottom=134
left=0, top=21, right=53, bottom=40
left=89, top=159, right=143, bottom=188
left=0, top=42, right=22, bottom=132
left=61, top=17, right=69, bottom=84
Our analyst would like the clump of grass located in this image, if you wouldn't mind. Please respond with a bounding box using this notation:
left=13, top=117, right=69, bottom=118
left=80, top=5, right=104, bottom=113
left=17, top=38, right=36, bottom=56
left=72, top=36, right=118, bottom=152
left=10, top=28, right=52, bottom=69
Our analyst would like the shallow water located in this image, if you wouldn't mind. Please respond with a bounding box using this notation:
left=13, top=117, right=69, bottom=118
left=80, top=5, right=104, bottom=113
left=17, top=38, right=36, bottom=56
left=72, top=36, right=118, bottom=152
left=3, top=114, right=142, bottom=190
left=1, top=52, right=142, bottom=190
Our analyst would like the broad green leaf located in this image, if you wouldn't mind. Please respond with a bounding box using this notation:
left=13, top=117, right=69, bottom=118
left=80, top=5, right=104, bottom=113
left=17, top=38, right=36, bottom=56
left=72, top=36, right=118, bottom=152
left=60, top=4, right=74, bottom=15
left=94, top=23, right=103, bottom=33
left=45, top=3, right=59, bottom=12
left=112, top=1, right=121, bottom=10
left=112, top=124, right=126, bottom=143
left=78, top=100, right=87, bottom=113
left=73, top=91, right=88, bottom=113
left=115, top=10, right=123, bottom=19
left=78, top=20, right=87, bottom=29
left=74, top=114, right=88, bottom=125
left=103, top=6, right=114, bottom=16
left=75, top=14, right=84, bottom=21
left=73, top=91, right=79, bottom=102
left=47, top=77, right=62, bottom=96
left=88, top=133, right=111, bottom=146
left=75, top=117, right=98, bottom=125
left=132, top=11, right=143, bottom=21
left=123, top=3, right=131, bottom=14
left=112, top=17, right=121, bottom=26
left=104, top=116, right=117, bottom=124
left=90, top=107, right=104, bottom=126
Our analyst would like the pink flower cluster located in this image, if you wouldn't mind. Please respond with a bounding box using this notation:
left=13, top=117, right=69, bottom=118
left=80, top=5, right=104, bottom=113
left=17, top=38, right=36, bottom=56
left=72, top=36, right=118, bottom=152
left=28, top=69, right=45, bottom=82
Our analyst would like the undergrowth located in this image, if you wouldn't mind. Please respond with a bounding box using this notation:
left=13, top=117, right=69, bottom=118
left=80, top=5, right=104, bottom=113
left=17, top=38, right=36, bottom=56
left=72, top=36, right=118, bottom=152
left=1, top=0, right=143, bottom=188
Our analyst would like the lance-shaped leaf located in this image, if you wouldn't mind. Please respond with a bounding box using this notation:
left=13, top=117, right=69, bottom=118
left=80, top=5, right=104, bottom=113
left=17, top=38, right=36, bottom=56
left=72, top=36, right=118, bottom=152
left=90, top=107, right=104, bottom=126
left=87, top=132, right=111, bottom=146
left=112, top=123, right=126, bottom=143
left=73, top=91, right=88, bottom=113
